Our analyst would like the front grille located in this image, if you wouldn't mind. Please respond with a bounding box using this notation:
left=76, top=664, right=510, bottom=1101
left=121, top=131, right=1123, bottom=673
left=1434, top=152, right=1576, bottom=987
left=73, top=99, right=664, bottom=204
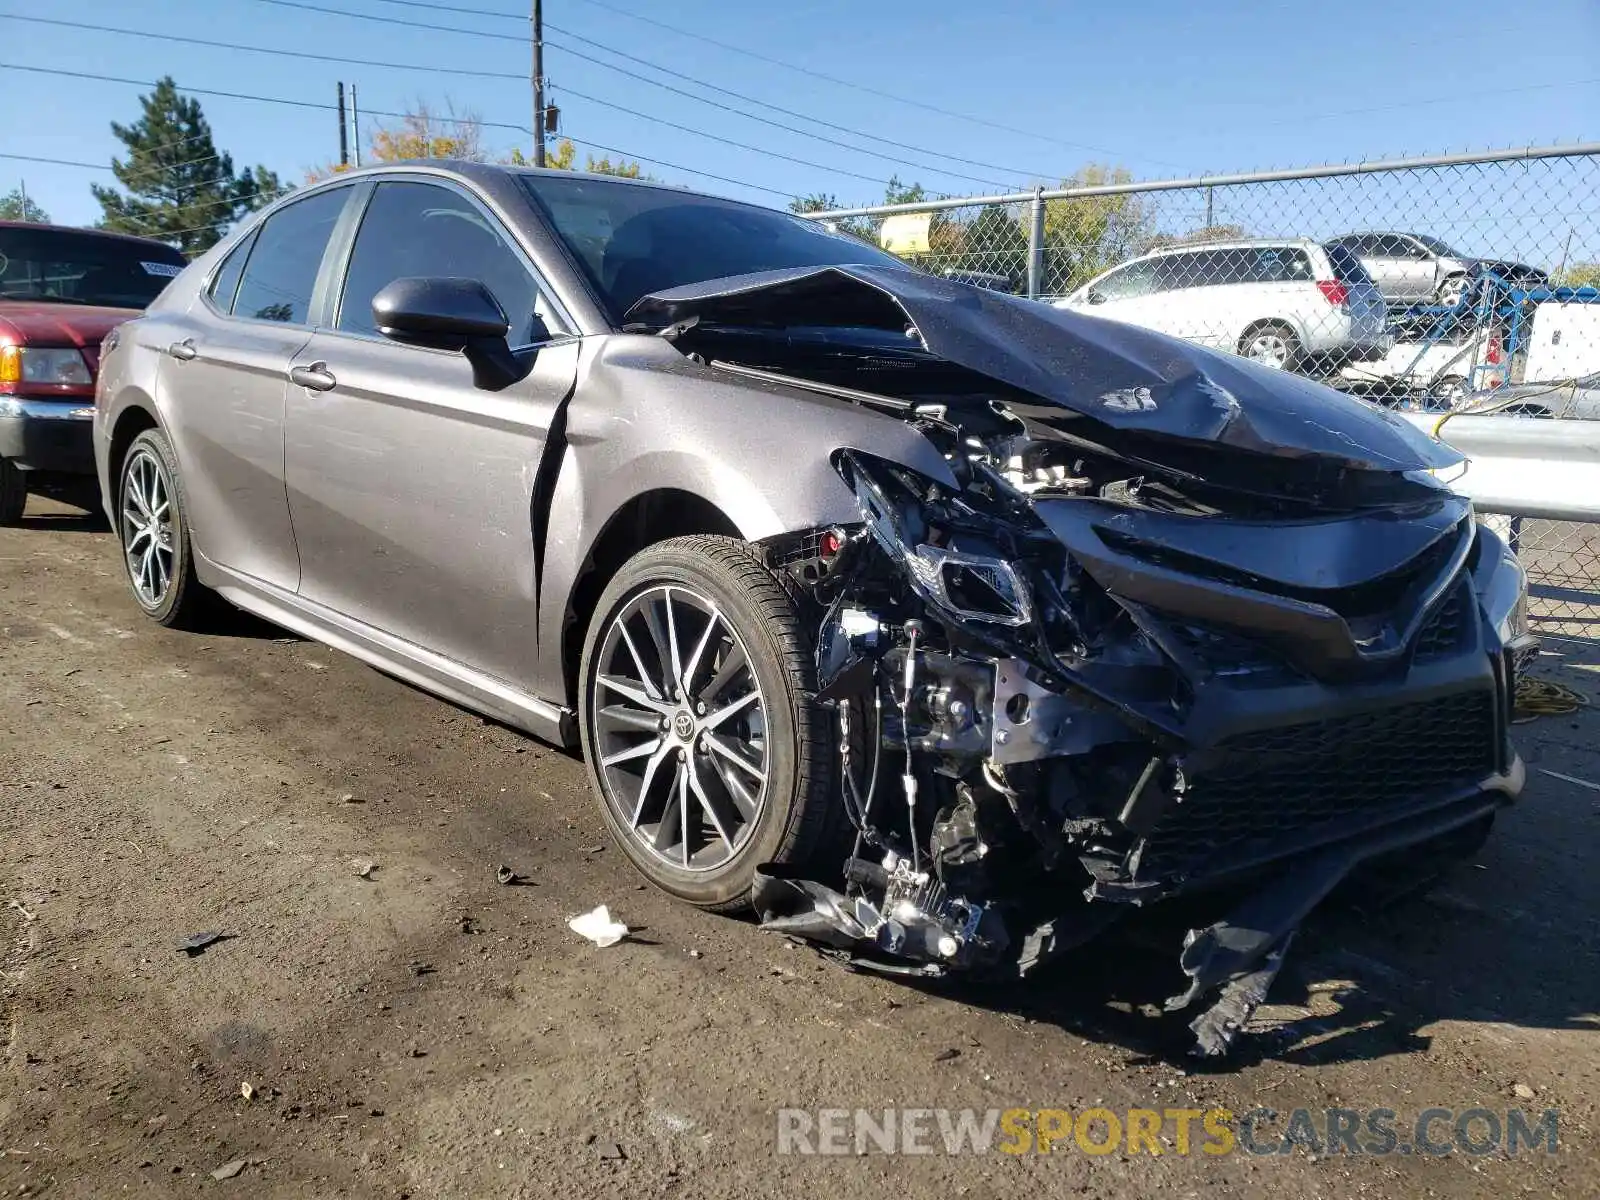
left=1134, top=690, right=1499, bottom=880
left=1414, top=584, right=1471, bottom=660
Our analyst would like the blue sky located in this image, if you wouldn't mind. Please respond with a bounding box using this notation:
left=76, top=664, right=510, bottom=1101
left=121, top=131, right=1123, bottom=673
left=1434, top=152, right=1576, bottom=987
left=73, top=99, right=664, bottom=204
left=4, top=0, right=1597, bottom=229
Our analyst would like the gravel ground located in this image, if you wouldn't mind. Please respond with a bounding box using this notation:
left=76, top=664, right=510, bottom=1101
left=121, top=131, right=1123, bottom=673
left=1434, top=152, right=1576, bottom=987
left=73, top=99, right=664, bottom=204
left=2, top=492, right=1596, bottom=1198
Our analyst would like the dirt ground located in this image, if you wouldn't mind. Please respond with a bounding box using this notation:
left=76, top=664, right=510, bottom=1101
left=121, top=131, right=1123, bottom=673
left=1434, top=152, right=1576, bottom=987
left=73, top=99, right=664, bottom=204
left=2, top=492, right=1596, bottom=1199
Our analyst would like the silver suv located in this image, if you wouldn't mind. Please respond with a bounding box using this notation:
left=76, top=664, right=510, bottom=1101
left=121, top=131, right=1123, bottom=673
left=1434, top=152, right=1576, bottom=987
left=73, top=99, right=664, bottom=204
left=93, top=164, right=1529, bottom=1052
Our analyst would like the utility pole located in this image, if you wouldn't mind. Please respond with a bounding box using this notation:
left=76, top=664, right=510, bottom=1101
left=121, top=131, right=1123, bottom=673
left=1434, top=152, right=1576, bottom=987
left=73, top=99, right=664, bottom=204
left=350, top=84, right=362, bottom=167
left=1204, top=185, right=1214, bottom=229
left=18, top=179, right=28, bottom=221
left=337, top=82, right=349, bottom=167
left=532, top=0, right=546, bottom=167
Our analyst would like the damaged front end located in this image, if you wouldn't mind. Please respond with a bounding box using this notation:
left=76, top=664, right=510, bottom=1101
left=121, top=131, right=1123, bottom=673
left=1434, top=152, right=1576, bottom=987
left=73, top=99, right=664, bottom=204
left=630, top=265, right=1533, bottom=1054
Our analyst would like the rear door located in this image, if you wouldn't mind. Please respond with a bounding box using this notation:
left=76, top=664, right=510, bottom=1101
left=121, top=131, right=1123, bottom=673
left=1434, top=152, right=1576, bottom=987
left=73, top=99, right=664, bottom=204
left=283, top=176, right=580, bottom=684
left=1154, top=249, right=1233, bottom=348
left=1379, top=235, right=1437, bottom=303
left=157, top=187, right=354, bottom=591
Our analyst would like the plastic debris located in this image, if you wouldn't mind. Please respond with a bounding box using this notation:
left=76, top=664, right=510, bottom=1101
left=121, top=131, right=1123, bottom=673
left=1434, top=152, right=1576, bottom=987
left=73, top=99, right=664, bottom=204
left=568, top=905, right=628, bottom=948
left=496, top=865, right=520, bottom=886
left=210, top=1160, right=246, bottom=1181
left=240, top=1081, right=254, bottom=1102
left=352, top=860, right=377, bottom=879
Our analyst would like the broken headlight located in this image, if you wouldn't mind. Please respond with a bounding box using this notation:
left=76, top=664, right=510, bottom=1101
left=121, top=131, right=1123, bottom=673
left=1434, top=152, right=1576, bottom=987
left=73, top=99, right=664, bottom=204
left=907, top=545, right=1033, bottom=626
left=839, top=450, right=1033, bottom=627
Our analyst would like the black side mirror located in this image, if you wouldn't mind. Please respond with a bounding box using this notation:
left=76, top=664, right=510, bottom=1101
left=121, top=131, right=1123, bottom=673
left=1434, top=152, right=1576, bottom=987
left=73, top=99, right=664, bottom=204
left=372, top=277, right=527, bottom=390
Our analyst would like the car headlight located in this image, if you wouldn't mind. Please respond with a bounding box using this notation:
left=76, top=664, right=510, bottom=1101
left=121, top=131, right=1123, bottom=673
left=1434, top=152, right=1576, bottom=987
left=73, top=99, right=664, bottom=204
left=1473, top=521, right=1531, bottom=646
left=906, top=545, right=1033, bottom=626
left=838, top=450, right=1034, bottom=628
left=0, top=346, right=93, bottom=386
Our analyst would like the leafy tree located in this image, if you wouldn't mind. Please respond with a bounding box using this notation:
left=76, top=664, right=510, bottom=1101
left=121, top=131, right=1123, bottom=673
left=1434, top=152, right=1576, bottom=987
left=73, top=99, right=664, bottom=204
left=93, top=77, right=281, bottom=255
left=1555, top=262, right=1600, bottom=289
left=0, top=188, right=49, bottom=223
left=514, top=138, right=649, bottom=179
left=1040, top=165, right=1154, bottom=293
left=1143, top=223, right=1250, bottom=251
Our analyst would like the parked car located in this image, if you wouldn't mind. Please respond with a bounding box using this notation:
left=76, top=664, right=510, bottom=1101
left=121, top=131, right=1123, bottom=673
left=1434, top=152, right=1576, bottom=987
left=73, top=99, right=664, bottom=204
left=0, top=221, right=186, bottom=523
left=1455, top=371, right=1600, bottom=419
left=94, top=163, right=1531, bottom=1055
left=1055, top=238, right=1388, bottom=372
left=1326, top=232, right=1548, bottom=308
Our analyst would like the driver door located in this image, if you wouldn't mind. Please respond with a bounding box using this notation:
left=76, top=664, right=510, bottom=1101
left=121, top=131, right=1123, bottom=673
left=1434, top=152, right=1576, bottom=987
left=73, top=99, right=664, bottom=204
left=282, top=178, right=579, bottom=685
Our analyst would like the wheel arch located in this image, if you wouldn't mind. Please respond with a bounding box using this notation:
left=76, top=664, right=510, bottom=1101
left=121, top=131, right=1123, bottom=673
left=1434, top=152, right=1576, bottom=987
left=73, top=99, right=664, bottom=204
left=1236, top=315, right=1305, bottom=352
left=105, top=401, right=162, bottom=517
left=558, top=488, right=742, bottom=709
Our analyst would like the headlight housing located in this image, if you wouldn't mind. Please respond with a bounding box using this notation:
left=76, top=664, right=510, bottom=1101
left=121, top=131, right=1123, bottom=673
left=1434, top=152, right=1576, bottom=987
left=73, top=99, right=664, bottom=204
left=1473, top=519, right=1531, bottom=647
left=839, top=450, right=1034, bottom=628
left=0, top=346, right=93, bottom=386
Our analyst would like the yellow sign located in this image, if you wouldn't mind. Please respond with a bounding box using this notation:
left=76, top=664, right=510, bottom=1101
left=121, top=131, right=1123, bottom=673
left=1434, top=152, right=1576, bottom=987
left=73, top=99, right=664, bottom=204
left=880, top=212, right=932, bottom=255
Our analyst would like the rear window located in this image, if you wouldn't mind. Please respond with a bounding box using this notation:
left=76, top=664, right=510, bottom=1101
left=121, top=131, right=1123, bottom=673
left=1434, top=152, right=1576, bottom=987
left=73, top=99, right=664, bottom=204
left=1324, top=243, right=1377, bottom=285
left=0, top=227, right=187, bottom=309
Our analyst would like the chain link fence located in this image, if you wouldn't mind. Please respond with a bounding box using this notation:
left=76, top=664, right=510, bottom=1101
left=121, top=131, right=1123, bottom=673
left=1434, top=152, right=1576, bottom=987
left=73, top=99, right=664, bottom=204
left=809, top=146, right=1600, bottom=642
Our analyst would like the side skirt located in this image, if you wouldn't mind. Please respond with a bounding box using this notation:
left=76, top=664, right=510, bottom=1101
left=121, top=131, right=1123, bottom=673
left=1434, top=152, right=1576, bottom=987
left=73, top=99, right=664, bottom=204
left=196, top=550, right=576, bottom=749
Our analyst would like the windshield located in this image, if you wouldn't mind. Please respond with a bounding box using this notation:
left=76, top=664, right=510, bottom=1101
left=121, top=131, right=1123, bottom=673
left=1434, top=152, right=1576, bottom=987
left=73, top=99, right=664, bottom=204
left=520, top=175, right=906, bottom=324
left=1415, top=234, right=1464, bottom=258
left=0, top=227, right=187, bottom=309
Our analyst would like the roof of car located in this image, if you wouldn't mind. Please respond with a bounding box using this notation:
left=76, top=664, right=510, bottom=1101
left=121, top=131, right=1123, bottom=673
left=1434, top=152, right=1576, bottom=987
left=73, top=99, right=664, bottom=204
left=323, top=159, right=688, bottom=193
left=0, top=220, right=185, bottom=253
left=1142, top=236, right=1323, bottom=254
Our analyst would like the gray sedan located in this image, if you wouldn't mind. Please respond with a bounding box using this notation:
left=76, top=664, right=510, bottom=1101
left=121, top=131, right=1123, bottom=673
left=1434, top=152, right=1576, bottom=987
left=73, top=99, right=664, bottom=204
left=93, top=162, right=1530, bottom=1054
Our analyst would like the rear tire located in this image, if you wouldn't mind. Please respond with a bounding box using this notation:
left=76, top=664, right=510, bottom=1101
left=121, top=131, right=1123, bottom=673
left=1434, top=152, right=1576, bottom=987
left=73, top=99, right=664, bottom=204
left=1238, top=322, right=1301, bottom=371
left=116, top=428, right=216, bottom=629
left=578, top=535, right=835, bottom=912
left=0, top=456, right=25, bottom=526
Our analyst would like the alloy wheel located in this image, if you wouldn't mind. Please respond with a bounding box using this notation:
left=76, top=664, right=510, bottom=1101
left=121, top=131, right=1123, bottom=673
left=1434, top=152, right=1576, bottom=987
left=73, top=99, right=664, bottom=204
left=122, top=448, right=175, bottom=608
left=590, top=584, right=769, bottom=872
left=1244, top=330, right=1291, bottom=368
left=1437, top=275, right=1468, bottom=307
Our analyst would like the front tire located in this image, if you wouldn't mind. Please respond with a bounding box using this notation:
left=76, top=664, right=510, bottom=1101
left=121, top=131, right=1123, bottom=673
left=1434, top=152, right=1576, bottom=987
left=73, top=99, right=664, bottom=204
left=0, top=456, right=25, bottom=526
left=578, top=536, right=835, bottom=912
left=116, top=428, right=214, bottom=628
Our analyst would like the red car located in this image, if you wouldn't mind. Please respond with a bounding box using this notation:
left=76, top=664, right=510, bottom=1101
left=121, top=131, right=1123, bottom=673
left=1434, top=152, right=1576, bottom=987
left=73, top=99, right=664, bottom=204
left=1, top=221, right=187, bottom=524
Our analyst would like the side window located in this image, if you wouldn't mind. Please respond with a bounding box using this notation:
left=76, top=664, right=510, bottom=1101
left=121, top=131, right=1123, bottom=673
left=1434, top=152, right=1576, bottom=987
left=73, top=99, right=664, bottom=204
left=1201, top=248, right=1253, bottom=286
left=337, top=181, right=550, bottom=344
left=1253, top=247, right=1313, bottom=282
left=232, top=189, right=349, bottom=324
left=1159, top=251, right=1212, bottom=290
left=1092, top=260, right=1158, bottom=301
left=206, top=231, right=255, bottom=314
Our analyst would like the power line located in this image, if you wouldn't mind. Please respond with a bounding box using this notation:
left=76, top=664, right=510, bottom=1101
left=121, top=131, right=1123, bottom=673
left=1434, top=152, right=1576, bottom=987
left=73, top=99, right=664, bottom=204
left=1, top=14, right=529, bottom=80
left=549, top=84, right=893, bottom=186
left=0, top=14, right=901, bottom=192
left=357, top=0, right=1162, bottom=164
left=233, top=0, right=1033, bottom=188
left=1, top=63, right=807, bottom=201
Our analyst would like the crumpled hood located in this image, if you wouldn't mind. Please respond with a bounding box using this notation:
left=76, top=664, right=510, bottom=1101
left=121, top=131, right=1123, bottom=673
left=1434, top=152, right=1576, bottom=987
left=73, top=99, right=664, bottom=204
left=0, top=302, right=141, bottom=349
left=627, top=264, right=1461, bottom=474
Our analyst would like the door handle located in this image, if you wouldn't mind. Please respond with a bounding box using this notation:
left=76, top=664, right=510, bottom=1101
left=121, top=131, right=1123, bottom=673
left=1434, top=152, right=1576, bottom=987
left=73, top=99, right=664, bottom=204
left=289, top=361, right=337, bottom=392
left=166, top=338, right=197, bottom=361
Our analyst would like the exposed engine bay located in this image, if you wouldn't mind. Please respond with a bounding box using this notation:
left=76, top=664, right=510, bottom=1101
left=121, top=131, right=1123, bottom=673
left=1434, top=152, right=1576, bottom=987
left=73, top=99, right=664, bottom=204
left=628, top=264, right=1535, bottom=1056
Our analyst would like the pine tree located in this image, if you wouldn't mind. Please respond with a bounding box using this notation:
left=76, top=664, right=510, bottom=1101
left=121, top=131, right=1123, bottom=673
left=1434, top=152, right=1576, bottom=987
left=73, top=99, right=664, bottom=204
left=92, top=78, right=282, bottom=256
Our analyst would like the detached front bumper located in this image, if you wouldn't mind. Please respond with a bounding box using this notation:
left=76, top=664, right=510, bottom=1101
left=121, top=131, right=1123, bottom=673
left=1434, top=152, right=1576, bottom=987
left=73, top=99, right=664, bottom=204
left=0, top=399, right=98, bottom=475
